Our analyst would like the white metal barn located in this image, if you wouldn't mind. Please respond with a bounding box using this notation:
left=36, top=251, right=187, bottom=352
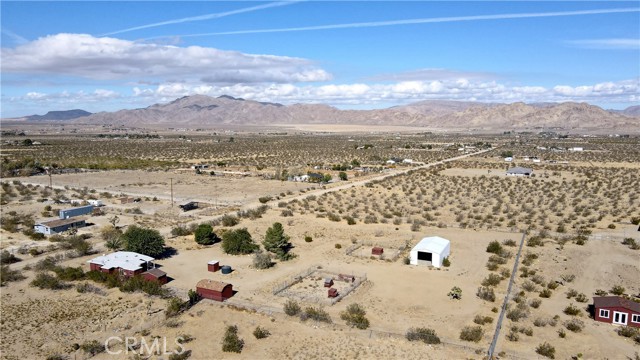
left=410, top=236, right=451, bottom=267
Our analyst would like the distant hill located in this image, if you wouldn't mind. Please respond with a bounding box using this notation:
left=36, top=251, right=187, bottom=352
left=26, top=109, right=92, bottom=121
left=21, top=95, right=633, bottom=133
left=620, top=105, right=640, bottom=117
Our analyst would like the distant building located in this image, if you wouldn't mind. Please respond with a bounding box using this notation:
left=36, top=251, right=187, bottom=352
left=196, top=279, right=233, bottom=302
left=569, top=147, right=584, bottom=152
left=506, top=167, right=533, bottom=176
left=410, top=236, right=451, bottom=268
left=59, top=205, right=93, bottom=219
left=34, top=218, right=86, bottom=235
left=504, top=157, right=513, bottom=162
left=88, top=251, right=155, bottom=278
left=179, top=202, right=198, bottom=212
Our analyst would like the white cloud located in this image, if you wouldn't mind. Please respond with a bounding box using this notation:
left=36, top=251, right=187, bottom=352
left=567, top=38, right=640, bottom=50
left=1, top=33, right=331, bottom=83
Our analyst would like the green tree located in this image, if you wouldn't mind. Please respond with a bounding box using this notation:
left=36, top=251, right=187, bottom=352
left=322, top=173, right=332, bottom=183
left=262, top=222, right=292, bottom=260
left=122, top=225, right=165, bottom=257
left=338, top=171, right=348, bottom=181
left=194, top=223, right=217, bottom=245
left=221, top=228, right=258, bottom=255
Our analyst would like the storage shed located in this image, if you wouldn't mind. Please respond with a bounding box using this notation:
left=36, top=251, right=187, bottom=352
left=328, top=288, right=338, bottom=298
left=410, top=236, right=451, bottom=268
left=196, top=279, right=233, bottom=302
left=372, top=247, right=384, bottom=256
left=207, top=260, right=220, bottom=272
left=324, top=278, right=334, bottom=287
left=142, top=268, right=168, bottom=284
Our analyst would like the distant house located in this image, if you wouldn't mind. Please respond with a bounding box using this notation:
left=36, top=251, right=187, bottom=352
left=506, top=167, right=533, bottom=176
left=307, top=173, right=324, bottom=182
left=59, top=205, right=93, bottom=219
left=88, top=251, right=155, bottom=278
left=34, top=218, right=86, bottom=235
left=593, top=296, right=640, bottom=328
left=179, top=202, right=199, bottom=212
left=291, top=174, right=310, bottom=182
left=569, top=147, right=584, bottom=152
left=504, top=157, right=513, bottom=162
left=386, top=157, right=403, bottom=164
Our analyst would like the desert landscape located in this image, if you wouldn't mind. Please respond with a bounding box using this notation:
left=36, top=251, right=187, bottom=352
left=1, top=129, right=639, bottom=360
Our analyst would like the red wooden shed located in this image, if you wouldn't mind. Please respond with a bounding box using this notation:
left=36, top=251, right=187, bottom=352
left=372, top=247, right=384, bottom=256
left=328, top=288, right=338, bottom=298
left=324, top=278, right=334, bottom=287
left=593, top=296, right=640, bottom=328
left=142, top=268, right=168, bottom=285
left=196, top=279, right=233, bottom=302
left=207, top=260, right=220, bottom=272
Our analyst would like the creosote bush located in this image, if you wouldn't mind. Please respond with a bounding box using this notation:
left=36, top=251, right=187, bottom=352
left=477, top=286, right=496, bottom=302
left=459, top=326, right=484, bottom=342
left=253, top=326, right=271, bottom=339
left=536, top=342, right=556, bottom=359
left=406, top=327, right=441, bottom=344
left=284, top=299, right=301, bottom=316
left=340, top=303, right=370, bottom=329
left=222, top=325, right=244, bottom=353
left=301, top=306, right=331, bottom=323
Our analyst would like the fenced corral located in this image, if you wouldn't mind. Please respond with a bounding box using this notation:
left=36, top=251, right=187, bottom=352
left=272, top=266, right=367, bottom=305
left=345, top=240, right=409, bottom=262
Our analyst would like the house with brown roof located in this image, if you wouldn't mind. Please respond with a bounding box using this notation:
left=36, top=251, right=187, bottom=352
left=593, top=296, right=640, bottom=327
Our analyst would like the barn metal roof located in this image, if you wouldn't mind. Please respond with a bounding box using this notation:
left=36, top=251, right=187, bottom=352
left=88, top=251, right=154, bottom=272
left=411, top=236, right=450, bottom=254
left=196, top=279, right=231, bottom=292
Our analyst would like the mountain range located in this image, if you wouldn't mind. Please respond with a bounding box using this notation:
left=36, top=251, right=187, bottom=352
left=13, top=95, right=640, bottom=133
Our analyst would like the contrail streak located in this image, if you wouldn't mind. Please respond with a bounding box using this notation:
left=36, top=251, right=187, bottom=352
left=177, top=7, right=640, bottom=37
left=102, top=1, right=301, bottom=36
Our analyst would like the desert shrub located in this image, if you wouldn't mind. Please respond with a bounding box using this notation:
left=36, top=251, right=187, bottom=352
left=488, top=254, right=507, bottom=265
left=220, top=214, right=240, bottom=227
left=45, top=354, right=67, bottom=360
left=536, top=342, right=556, bottom=359
left=563, top=304, right=581, bottom=316
left=222, top=325, right=244, bottom=353
left=340, top=303, right=370, bottom=329
left=527, top=236, right=544, bottom=247
left=522, top=280, right=537, bottom=292
left=482, top=274, right=502, bottom=287
left=165, top=297, right=186, bottom=317
left=477, top=286, right=496, bottom=302
left=221, top=228, right=258, bottom=255
left=403, top=256, right=410, bottom=265
left=608, top=223, right=616, bottom=229
left=507, top=307, right=529, bottom=322
left=564, top=319, right=585, bottom=332
left=442, top=257, right=451, bottom=267
left=594, top=289, right=607, bottom=296
left=558, top=328, right=566, bottom=338
left=0, top=265, right=26, bottom=286
left=575, top=293, right=588, bottom=303
left=617, top=326, right=639, bottom=338
left=473, top=315, right=493, bottom=325
left=284, top=299, right=301, bottom=316
left=486, top=241, right=503, bottom=254
left=171, top=225, right=192, bottom=237
left=459, top=326, right=484, bottom=342
left=253, top=250, right=274, bottom=270
left=31, top=273, right=68, bottom=290
left=547, top=281, right=559, bottom=290
left=1, top=250, right=21, bottom=264
left=534, top=317, right=548, bottom=327
left=80, top=340, right=104, bottom=355
left=611, top=284, right=625, bottom=295
left=500, top=268, right=511, bottom=279
left=304, top=235, right=313, bottom=242
left=406, top=327, right=441, bottom=344
left=53, top=266, right=85, bottom=281
left=301, top=306, right=331, bottom=323
left=502, top=239, right=517, bottom=247
left=529, top=298, right=542, bottom=308
left=280, top=209, right=293, bottom=217
left=253, top=326, right=271, bottom=339
left=194, top=224, right=217, bottom=245
left=168, top=350, right=192, bottom=360
left=122, top=225, right=165, bottom=257
left=258, top=196, right=273, bottom=204
left=486, top=262, right=499, bottom=271
left=539, top=289, right=552, bottom=298
left=566, top=288, right=578, bottom=299
left=334, top=243, right=342, bottom=249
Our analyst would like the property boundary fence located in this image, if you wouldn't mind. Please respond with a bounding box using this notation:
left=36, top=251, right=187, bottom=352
left=271, top=266, right=367, bottom=305
left=487, top=231, right=527, bottom=359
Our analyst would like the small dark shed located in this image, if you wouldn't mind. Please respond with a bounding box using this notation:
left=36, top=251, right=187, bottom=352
left=196, top=279, right=233, bottom=302
left=179, top=202, right=199, bottom=212
left=372, top=247, right=384, bottom=255
left=207, top=260, right=220, bottom=272
left=328, top=288, right=338, bottom=298
left=324, top=278, right=334, bottom=287
left=142, top=268, right=168, bottom=285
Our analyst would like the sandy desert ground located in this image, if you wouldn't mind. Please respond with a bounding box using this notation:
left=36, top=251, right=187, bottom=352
left=1, top=133, right=639, bottom=360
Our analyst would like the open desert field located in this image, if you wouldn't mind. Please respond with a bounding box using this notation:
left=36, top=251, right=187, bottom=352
left=1, top=133, right=639, bottom=360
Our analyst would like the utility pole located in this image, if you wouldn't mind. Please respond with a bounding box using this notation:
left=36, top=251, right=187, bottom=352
left=170, top=178, right=174, bottom=207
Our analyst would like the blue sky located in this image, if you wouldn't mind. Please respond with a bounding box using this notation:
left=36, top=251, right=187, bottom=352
left=1, top=1, right=638, bottom=117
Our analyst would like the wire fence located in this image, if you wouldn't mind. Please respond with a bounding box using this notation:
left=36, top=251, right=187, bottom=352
left=271, top=266, right=367, bottom=305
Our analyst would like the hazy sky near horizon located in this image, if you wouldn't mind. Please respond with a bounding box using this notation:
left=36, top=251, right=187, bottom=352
left=1, top=1, right=638, bottom=117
